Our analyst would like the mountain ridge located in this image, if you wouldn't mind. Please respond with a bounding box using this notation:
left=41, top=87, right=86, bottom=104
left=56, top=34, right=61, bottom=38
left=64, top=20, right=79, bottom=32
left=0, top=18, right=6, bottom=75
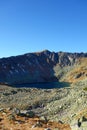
left=0, top=50, right=87, bottom=85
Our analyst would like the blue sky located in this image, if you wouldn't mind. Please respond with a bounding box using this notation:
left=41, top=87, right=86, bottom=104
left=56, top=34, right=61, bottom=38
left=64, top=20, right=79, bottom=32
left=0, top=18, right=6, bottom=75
left=0, top=0, right=87, bottom=57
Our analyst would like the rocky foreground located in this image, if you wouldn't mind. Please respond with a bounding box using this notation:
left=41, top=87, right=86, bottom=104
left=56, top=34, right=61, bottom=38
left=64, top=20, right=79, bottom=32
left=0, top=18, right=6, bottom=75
left=0, top=108, right=70, bottom=130
left=1, top=79, right=87, bottom=130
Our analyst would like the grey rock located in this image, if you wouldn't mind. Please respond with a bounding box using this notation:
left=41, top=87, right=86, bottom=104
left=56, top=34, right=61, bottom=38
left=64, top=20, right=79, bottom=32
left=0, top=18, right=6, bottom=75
left=40, top=116, right=48, bottom=123
left=58, top=120, right=63, bottom=124
left=25, top=110, right=35, bottom=118
left=32, top=121, right=43, bottom=128
left=0, top=108, right=4, bottom=112
left=12, top=108, right=20, bottom=115
left=15, top=110, right=35, bottom=118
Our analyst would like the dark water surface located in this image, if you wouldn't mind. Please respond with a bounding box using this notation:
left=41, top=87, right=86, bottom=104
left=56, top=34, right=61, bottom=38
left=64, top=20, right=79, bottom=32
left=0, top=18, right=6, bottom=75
left=13, top=82, right=70, bottom=89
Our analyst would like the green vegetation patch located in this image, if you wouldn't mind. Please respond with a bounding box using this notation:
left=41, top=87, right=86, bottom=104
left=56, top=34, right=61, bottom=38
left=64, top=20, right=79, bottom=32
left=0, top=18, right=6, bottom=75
left=83, top=87, right=87, bottom=91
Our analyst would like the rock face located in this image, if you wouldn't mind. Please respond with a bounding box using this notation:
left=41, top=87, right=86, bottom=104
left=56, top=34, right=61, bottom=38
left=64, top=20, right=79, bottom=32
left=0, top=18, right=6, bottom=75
left=0, top=50, right=87, bottom=84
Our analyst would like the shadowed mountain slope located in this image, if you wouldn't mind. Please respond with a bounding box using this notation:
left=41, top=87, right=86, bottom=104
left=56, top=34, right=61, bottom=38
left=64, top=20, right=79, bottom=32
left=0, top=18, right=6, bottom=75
left=0, top=50, right=87, bottom=84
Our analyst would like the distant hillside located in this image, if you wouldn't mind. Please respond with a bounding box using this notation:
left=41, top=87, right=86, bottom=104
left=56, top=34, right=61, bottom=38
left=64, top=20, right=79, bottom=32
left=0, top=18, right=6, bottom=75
left=0, top=50, right=87, bottom=85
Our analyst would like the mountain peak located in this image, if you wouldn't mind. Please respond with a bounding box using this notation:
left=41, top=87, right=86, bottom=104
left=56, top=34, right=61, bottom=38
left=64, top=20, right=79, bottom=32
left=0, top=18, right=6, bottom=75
left=0, top=50, right=87, bottom=85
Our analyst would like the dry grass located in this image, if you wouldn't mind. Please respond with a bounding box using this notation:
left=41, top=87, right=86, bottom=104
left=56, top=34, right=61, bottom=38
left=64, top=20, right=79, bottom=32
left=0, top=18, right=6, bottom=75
left=63, top=58, right=87, bottom=83
left=0, top=109, right=71, bottom=130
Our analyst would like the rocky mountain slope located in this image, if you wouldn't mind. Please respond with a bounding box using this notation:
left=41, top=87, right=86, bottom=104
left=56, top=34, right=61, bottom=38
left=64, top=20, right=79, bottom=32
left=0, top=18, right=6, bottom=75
left=1, top=79, right=87, bottom=130
left=0, top=50, right=87, bottom=85
left=1, top=50, right=87, bottom=129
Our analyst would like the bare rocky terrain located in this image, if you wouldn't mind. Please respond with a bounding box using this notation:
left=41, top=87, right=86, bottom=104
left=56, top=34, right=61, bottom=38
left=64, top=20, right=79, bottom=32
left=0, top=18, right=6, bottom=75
left=1, top=79, right=87, bottom=130
left=1, top=50, right=87, bottom=129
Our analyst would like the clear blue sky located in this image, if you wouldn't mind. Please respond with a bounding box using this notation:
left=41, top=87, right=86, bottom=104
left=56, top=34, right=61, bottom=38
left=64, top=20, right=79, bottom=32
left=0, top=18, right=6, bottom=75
left=0, top=0, right=87, bottom=58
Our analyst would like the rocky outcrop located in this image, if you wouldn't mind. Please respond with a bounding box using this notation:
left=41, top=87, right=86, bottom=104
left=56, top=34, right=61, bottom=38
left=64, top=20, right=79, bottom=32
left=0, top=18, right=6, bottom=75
left=70, top=116, right=87, bottom=130
left=0, top=50, right=87, bottom=84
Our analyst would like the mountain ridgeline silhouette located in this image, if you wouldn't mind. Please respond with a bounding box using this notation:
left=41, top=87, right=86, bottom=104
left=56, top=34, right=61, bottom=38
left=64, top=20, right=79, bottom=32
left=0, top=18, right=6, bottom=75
left=0, top=50, right=87, bottom=85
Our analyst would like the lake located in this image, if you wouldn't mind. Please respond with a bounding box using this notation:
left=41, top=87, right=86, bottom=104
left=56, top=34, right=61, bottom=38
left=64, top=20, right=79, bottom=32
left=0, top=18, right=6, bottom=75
left=13, top=82, right=70, bottom=89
